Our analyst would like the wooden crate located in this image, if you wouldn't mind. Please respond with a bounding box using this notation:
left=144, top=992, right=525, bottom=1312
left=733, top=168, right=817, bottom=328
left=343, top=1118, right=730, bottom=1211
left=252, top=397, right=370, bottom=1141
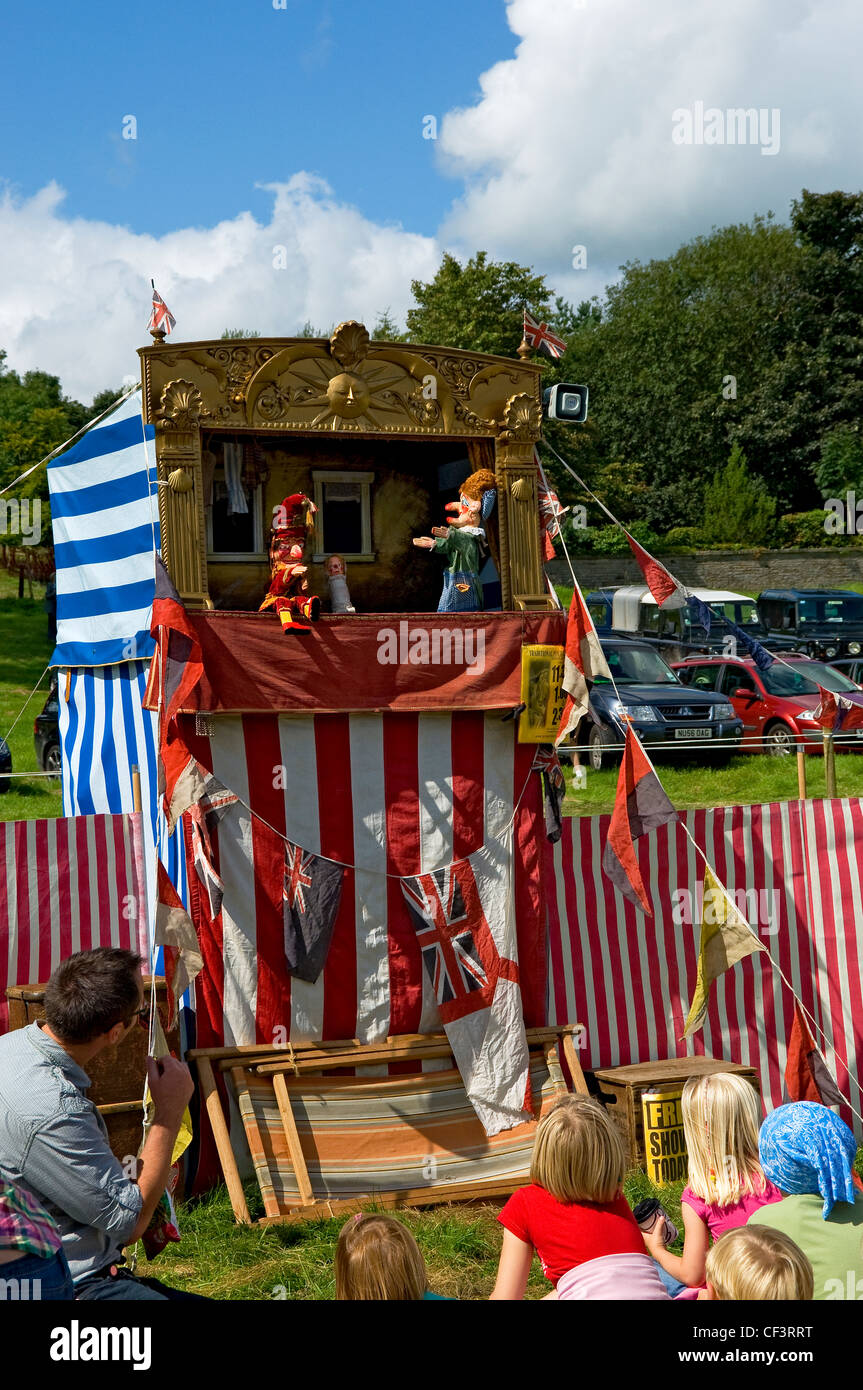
left=5, top=977, right=179, bottom=1171
left=592, top=1058, right=761, bottom=1175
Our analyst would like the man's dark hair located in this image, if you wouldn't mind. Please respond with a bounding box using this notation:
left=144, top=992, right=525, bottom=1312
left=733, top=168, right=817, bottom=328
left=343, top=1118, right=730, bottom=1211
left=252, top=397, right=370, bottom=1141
left=43, top=948, right=144, bottom=1043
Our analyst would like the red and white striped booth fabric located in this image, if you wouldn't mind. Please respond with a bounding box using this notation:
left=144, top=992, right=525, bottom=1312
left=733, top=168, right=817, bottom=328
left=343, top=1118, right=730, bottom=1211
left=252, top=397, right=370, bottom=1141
left=182, top=710, right=547, bottom=1054
left=545, top=797, right=863, bottom=1134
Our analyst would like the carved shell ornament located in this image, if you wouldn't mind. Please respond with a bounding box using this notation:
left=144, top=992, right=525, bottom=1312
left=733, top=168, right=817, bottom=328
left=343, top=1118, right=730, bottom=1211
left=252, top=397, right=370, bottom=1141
left=501, top=392, right=542, bottom=442
left=329, top=321, right=370, bottom=371
left=157, top=379, right=208, bottom=429
left=167, top=468, right=194, bottom=494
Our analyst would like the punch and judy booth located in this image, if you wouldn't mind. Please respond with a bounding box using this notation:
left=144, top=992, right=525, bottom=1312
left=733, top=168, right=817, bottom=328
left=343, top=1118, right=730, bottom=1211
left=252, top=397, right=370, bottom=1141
left=138, top=321, right=580, bottom=1213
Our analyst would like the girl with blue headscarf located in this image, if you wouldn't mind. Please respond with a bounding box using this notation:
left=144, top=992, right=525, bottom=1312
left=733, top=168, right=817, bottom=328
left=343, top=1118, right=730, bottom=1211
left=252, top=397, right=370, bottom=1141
left=748, top=1103, right=863, bottom=1300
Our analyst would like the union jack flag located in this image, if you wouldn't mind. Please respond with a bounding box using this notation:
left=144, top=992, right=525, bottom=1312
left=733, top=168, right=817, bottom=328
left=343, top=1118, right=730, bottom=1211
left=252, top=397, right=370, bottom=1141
left=401, top=864, right=495, bottom=1019
left=148, top=283, right=176, bottom=336
left=535, top=452, right=569, bottom=560
left=283, top=842, right=314, bottom=913
left=523, top=308, right=567, bottom=360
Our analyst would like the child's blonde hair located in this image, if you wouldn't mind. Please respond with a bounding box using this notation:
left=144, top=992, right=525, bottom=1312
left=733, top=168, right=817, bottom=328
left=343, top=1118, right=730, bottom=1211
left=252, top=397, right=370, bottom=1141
left=705, top=1226, right=814, bottom=1301
left=682, top=1073, right=767, bottom=1206
left=334, top=1213, right=428, bottom=1300
left=530, top=1094, right=625, bottom=1204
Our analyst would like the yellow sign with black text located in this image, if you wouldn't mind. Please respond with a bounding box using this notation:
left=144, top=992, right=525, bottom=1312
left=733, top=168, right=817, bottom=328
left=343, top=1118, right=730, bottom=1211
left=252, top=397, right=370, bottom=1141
left=642, top=1087, right=688, bottom=1185
left=519, top=644, right=566, bottom=743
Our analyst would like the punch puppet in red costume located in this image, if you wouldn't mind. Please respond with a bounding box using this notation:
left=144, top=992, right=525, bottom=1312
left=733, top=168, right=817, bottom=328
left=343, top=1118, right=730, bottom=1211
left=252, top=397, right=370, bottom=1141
left=260, top=493, right=321, bottom=633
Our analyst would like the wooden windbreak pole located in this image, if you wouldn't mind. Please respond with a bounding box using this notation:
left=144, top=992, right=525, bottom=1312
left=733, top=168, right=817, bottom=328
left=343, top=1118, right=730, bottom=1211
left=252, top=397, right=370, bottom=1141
left=131, top=764, right=142, bottom=813
left=822, top=730, right=837, bottom=799
left=797, top=742, right=807, bottom=800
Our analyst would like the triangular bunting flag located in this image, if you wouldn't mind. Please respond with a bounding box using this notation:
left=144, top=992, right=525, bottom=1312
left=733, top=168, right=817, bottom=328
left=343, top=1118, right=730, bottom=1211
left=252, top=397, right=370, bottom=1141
left=155, top=860, right=203, bottom=1023
left=683, top=865, right=766, bottom=1036
left=784, top=1000, right=844, bottom=1106
left=625, top=533, right=683, bottom=607
left=726, top=620, right=775, bottom=671
left=555, top=581, right=612, bottom=746
left=602, top=728, right=678, bottom=913
left=283, top=842, right=346, bottom=983
left=145, top=557, right=206, bottom=831
left=812, top=686, right=863, bottom=733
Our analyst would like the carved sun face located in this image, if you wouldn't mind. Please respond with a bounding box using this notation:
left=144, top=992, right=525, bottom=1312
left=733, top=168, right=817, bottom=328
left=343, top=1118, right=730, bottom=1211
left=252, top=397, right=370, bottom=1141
left=289, top=358, right=410, bottom=430
left=327, top=372, right=370, bottom=419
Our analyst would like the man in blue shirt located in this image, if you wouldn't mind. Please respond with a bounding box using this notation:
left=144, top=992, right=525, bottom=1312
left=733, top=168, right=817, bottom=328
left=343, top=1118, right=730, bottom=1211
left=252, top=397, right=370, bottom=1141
left=0, top=947, right=201, bottom=1300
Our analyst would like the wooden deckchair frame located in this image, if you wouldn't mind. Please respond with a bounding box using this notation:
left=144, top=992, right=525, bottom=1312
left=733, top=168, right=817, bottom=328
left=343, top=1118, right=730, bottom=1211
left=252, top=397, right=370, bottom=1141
left=189, top=1024, right=587, bottom=1226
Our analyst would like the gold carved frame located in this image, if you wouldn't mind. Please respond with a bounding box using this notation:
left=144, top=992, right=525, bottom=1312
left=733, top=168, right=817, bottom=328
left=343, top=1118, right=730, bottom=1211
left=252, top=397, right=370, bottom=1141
left=138, top=321, right=553, bottom=612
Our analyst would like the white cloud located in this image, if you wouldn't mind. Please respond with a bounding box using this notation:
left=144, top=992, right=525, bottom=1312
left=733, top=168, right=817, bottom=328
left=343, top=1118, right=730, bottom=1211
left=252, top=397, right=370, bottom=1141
left=0, top=175, right=439, bottom=401
left=2, top=0, right=863, bottom=398
left=438, top=0, right=863, bottom=302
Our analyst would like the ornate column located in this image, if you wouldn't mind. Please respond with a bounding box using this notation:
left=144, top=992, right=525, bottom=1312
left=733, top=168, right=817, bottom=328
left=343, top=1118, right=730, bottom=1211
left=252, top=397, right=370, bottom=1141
left=155, top=379, right=212, bottom=609
left=495, top=393, right=554, bottom=610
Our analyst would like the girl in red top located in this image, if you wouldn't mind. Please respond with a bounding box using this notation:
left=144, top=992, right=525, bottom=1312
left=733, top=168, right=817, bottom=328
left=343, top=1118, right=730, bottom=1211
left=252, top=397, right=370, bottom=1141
left=491, top=1094, right=645, bottom=1299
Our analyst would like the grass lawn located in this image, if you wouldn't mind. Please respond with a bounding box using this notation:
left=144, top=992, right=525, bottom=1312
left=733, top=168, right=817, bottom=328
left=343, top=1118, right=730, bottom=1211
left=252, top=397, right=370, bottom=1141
left=130, top=1150, right=863, bottom=1299
left=136, top=1171, right=682, bottom=1300
left=0, top=567, right=61, bottom=822
left=563, top=750, right=863, bottom=816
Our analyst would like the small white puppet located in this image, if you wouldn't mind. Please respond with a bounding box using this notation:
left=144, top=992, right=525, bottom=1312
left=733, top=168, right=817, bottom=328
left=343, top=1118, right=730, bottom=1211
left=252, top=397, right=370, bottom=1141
left=325, top=554, right=356, bottom=614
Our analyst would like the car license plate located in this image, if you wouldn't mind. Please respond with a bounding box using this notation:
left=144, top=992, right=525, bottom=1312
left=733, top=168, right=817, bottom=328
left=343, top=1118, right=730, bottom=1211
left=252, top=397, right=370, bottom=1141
left=674, top=728, right=713, bottom=740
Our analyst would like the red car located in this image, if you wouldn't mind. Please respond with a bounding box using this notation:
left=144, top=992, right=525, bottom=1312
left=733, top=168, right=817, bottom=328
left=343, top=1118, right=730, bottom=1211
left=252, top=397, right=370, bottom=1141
left=672, top=654, right=863, bottom=756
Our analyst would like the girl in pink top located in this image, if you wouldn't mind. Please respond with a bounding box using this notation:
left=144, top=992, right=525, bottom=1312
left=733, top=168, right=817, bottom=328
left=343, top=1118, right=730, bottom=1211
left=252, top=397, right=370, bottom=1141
left=643, top=1073, right=782, bottom=1290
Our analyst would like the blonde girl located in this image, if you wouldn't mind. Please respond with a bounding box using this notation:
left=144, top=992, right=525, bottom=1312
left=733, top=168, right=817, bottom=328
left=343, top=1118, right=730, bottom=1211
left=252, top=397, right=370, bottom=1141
left=704, top=1225, right=814, bottom=1301
left=491, top=1095, right=650, bottom=1299
left=644, top=1073, right=782, bottom=1290
left=335, top=1213, right=448, bottom=1301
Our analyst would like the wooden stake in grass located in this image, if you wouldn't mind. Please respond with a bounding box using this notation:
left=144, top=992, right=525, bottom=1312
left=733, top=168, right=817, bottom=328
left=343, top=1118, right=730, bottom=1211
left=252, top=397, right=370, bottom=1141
left=822, top=729, right=837, bottom=799
left=797, top=742, right=807, bottom=801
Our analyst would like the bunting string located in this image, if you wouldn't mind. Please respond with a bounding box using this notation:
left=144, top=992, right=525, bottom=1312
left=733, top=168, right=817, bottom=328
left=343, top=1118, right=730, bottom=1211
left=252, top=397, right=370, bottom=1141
left=680, top=820, right=863, bottom=1124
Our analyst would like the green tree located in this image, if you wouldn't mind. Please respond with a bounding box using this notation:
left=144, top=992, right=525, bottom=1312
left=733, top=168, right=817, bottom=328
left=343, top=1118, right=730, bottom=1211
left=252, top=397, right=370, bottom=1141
left=371, top=309, right=402, bottom=341
left=702, top=444, right=775, bottom=545
left=406, top=251, right=552, bottom=358
left=738, top=190, right=863, bottom=507
left=221, top=328, right=260, bottom=339
left=0, top=351, right=91, bottom=501
left=568, top=213, right=802, bottom=528
left=815, top=425, right=863, bottom=498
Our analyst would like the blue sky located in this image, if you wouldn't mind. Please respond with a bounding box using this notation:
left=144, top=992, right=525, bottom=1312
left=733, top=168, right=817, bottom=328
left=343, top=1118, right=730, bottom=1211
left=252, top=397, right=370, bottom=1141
left=1, top=0, right=861, bottom=399
left=0, top=0, right=510, bottom=238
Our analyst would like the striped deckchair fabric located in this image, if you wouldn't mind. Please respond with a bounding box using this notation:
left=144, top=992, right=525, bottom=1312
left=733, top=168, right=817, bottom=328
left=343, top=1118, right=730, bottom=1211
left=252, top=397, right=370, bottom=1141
left=48, top=390, right=158, bottom=669
left=231, top=1054, right=566, bottom=1217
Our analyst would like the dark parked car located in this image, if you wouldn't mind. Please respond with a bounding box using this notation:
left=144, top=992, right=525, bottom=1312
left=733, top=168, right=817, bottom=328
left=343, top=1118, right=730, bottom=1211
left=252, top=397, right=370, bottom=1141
left=0, top=736, right=10, bottom=794
left=34, top=676, right=61, bottom=775
left=567, top=637, right=744, bottom=771
left=585, top=585, right=799, bottom=661
left=825, top=657, right=863, bottom=686
left=673, top=653, right=863, bottom=755
left=757, top=589, right=863, bottom=661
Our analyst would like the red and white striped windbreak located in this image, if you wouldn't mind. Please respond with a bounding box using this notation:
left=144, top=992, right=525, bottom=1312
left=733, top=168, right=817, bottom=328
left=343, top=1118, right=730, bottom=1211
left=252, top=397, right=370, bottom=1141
left=182, top=710, right=546, bottom=1054
left=0, top=813, right=148, bottom=1031
left=545, top=797, right=863, bottom=1135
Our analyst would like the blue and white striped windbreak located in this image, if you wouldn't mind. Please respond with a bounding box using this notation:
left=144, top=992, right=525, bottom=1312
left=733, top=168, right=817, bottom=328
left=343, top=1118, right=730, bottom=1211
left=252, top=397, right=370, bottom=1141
left=48, top=389, right=188, bottom=959
left=48, top=390, right=159, bottom=668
